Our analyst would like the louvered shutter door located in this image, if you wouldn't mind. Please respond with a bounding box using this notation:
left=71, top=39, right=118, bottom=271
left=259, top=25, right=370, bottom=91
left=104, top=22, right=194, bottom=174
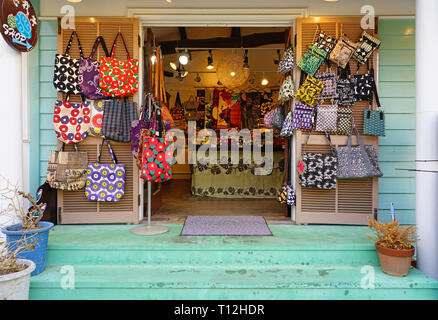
left=295, top=17, right=379, bottom=225
left=56, top=18, right=140, bottom=224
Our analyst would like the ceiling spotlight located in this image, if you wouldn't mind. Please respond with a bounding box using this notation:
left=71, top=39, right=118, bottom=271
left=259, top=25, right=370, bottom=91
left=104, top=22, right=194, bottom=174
left=230, top=71, right=236, bottom=77
left=206, top=50, right=214, bottom=70
left=243, top=50, right=249, bottom=69
left=194, top=73, right=201, bottom=82
left=261, top=74, right=269, bottom=86
left=178, top=50, right=191, bottom=65
left=170, top=61, right=178, bottom=71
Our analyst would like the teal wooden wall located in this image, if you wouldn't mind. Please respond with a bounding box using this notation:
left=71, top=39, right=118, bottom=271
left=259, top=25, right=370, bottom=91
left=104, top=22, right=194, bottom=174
left=30, top=18, right=416, bottom=225
left=34, top=19, right=58, bottom=188
left=378, top=18, right=416, bottom=224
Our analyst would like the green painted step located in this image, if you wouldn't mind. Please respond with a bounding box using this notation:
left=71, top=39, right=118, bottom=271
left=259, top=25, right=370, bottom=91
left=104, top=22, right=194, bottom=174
left=45, top=225, right=380, bottom=266
left=30, top=264, right=438, bottom=300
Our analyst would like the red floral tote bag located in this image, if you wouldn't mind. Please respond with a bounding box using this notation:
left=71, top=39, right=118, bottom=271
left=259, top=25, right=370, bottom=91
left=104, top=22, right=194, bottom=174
left=99, top=32, right=139, bottom=98
left=53, top=96, right=91, bottom=144
left=140, top=136, right=173, bottom=183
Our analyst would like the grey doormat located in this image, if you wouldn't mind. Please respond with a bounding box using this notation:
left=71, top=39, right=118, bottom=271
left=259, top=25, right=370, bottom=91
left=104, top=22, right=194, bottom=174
left=180, top=216, right=273, bottom=236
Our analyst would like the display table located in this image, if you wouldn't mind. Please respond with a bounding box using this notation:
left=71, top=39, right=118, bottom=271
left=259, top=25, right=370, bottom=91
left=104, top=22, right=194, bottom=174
left=191, top=151, right=285, bottom=199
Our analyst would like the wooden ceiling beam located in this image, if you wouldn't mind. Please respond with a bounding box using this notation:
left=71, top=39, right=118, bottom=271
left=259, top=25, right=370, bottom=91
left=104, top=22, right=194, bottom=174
left=158, top=30, right=287, bottom=55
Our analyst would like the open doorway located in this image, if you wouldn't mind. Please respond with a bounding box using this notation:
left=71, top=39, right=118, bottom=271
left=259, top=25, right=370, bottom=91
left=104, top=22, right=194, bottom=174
left=143, top=27, right=292, bottom=224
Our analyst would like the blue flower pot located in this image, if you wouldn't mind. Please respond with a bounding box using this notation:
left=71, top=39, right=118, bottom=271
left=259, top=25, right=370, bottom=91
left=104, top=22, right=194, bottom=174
left=1, top=222, right=54, bottom=276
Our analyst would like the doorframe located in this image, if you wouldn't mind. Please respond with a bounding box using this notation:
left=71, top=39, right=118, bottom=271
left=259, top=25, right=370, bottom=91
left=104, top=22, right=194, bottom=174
left=129, top=8, right=308, bottom=222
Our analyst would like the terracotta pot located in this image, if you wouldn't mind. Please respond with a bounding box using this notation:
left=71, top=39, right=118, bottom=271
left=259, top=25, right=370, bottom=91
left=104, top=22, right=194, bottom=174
left=375, top=243, right=415, bottom=277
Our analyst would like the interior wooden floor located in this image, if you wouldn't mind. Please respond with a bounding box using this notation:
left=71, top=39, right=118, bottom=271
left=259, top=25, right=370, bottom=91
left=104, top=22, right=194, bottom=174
left=146, top=180, right=292, bottom=225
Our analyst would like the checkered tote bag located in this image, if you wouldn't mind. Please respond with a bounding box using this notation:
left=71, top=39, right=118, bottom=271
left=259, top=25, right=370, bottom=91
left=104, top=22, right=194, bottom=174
left=316, top=105, right=338, bottom=132
left=102, top=98, right=138, bottom=143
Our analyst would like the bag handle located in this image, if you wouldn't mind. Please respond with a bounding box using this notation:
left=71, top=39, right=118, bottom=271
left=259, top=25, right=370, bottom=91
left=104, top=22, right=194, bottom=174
left=110, top=32, right=131, bottom=59
left=97, top=139, right=118, bottom=165
left=64, top=31, right=84, bottom=59
left=89, top=36, right=110, bottom=59
left=302, top=128, right=335, bottom=155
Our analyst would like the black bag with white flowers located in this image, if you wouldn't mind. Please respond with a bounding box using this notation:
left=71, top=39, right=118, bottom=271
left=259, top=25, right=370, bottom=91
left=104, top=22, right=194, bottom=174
left=53, top=31, right=85, bottom=94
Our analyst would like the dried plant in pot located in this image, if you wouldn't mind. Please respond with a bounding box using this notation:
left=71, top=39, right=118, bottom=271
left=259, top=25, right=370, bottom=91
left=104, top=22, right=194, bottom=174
left=0, top=177, right=54, bottom=276
left=367, top=219, right=417, bottom=277
left=0, top=237, right=36, bottom=300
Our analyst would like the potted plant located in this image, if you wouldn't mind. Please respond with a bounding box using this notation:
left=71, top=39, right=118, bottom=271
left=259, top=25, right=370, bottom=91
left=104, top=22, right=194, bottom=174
left=0, top=237, right=36, bottom=300
left=0, top=178, right=54, bottom=276
left=367, top=218, right=417, bottom=277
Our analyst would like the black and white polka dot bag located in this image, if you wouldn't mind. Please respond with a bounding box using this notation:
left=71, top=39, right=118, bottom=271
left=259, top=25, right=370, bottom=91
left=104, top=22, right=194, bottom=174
left=53, top=31, right=85, bottom=94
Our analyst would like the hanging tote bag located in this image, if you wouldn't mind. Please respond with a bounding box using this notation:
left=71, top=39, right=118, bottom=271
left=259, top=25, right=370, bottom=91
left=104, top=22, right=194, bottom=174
left=53, top=31, right=85, bottom=94
left=294, top=74, right=325, bottom=106
left=131, top=94, right=154, bottom=158
left=314, top=30, right=338, bottom=55
left=263, top=108, right=275, bottom=129
left=99, top=32, right=139, bottom=98
left=278, top=28, right=295, bottom=74
left=53, top=96, right=91, bottom=144
left=364, top=108, right=385, bottom=137
left=270, top=106, right=285, bottom=131
left=297, top=44, right=328, bottom=76
left=102, top=98, right=138, bottom=143
left=46, top=144, right=88, bottom=191
left=351, top=69, right=380, bottom=105
left=334, top=64, right=356, bottom=106
left=353, top=31, right=381, bottom=65
left=78, top=36, right=110, bottom=100
left=85, top=139, right=126, bottom=202
left=336, top=125, right=383, bottom=179
left=315, top=104, right=338, bottom=132
left=88, top=100, right=108, bottom=137
left=329, top=33, right=358, bottom=69
left=292, top=103, right=315, bottom=131
left=280, top=111, right=294, bottom=137
left=315, top=70, right=337, bottom=100
left=298, top=131, right=338, bottom=190
left=336, top=107, right=353, bottom=136
left=278, top=75, right=296, bottom=102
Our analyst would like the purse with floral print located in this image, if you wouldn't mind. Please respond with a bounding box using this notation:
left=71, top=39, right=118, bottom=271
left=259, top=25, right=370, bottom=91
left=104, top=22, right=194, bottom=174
left=294, top=74, right=325, bottom=106
left=140, top=135, right=173, bottom=183
left=88, top=99, right=108, bottom=137
left=53, top=31, right=85, bottom=94
left=99, top=32, right=139, bottom=98
left=299, top=131, right=338, bottom=190
left=78, top=36, right=110, bottom=100
left=53, top=96, right=91, bottom=145
left=353, top=31, right=381, bottom=65
left=85, top=139, right=126, bottom=202
left=278, top=75, right=296, bottom=102
left=329, top=33, right=358, bottom=69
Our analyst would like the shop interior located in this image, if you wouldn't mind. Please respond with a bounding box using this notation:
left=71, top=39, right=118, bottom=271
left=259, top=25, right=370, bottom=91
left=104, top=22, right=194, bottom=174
left=144, top=27, right=290, bottom=224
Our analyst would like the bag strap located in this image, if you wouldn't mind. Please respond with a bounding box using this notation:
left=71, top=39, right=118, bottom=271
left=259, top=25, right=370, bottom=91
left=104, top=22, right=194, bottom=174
left=98, top=139, right=118, bottom=164
left=89, top=36, right=110, bottom=59
left=369, top=68, right=382, bottom=109
left=64, top=31, right=84, bottom=59
left=110, top=32, right=131, bottom=59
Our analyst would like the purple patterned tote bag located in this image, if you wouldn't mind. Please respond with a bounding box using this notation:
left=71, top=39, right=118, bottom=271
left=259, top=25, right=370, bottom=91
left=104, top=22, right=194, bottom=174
left=78, top=36, right=110, bottom=100
left=131, top=96, right=152, bottom=158
left=85, top=139, right=125, bottom=202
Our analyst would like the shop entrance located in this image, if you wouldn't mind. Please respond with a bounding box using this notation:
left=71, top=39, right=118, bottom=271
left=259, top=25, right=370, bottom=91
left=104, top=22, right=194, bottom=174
left=143, top=26, right=292, bottom=224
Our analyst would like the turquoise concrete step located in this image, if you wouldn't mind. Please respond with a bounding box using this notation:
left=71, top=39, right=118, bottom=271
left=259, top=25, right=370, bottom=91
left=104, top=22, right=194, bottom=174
left=45, top=225, right=381, bottom=266
left=30, top=264, right=438, bottom=300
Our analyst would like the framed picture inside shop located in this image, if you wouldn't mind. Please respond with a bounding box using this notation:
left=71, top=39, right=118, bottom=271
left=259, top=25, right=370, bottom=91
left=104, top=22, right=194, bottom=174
left=54, top=18, right=140, bottom=224
left=294, top=17, right=380, bottom=225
